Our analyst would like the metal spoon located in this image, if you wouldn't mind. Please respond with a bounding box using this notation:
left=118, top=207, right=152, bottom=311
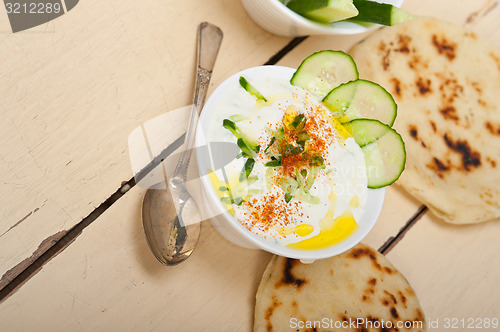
left=141, top=22, right=223, bottom=265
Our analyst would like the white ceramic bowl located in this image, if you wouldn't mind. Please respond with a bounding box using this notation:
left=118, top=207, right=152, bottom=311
left=195, top=66, right=385, bottom=262
left=241, top=0, right=404, bottom=36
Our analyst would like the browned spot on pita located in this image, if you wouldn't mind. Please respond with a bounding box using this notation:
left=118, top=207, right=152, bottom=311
left=430, top=120, right=437, bottom=133
left=434, top=157, right=449, bottom=171
left=480, top=191, right=493, bottom=199
left=379, top=41, right=391, bottom=70
left=409, top=125, right=418, bottom=140
left=478, top=99, right=488, bottom=107
left=365, top=287, right=375, bottom=295
left=366, top=316, right=380, bottom=326
left=410, top=125, right=427, bottom=150
left=480, top=191, right=496, bottom=206
left=384, top=266, right=394, bottom=274
left=329, top=269, right=334, bottom=276
left=391, top=307, right=399, bottom=319
left=490, top=52, right=500, bottom=72
left=363, top=290, right=375, bottom=300
left=391, top=77, right=402, bottom=98
left=384, top=290, right=398, bottom=305
left=350, top=247, right=382, bottom=270
left=368, top=278, right=377, bottom=286
left=416, top=77, right=432, bottom=95
left=398, top=291, right=408, bottom=309
left=432, top=34, right=457, bottom=60
left=444, top=134, right=481, bottom=171
left=486, top=157, right=497, bottom=168
left=408, top=55, right=417, bottom=69
left=438, top=75, right=464, bottom=104
left=468, top=80, right=488, bottom=109
left=485, top=121, right=500, bottom=136
left=408, top=54, right=428, bottom=70
left=469, top=80, right=483, bottom=96
left=415, top=308, right=424, bottom=321
left=395, top=34, right=411, bottom=53
left=265, top=295, right=282, bottom=332
left=427, top=157, right=450, bottom=179
left=440, top=106, right=459, bottom=122
left=275, top=258, right=306, bottom=289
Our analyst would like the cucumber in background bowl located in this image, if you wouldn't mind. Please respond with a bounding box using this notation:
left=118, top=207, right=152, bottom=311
left=240, top=0, right=407, bottom=37
left=283, top=0, right=416, bottom=26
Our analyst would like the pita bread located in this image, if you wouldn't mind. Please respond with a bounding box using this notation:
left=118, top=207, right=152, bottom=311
left=254, top=243, right=425, bottom=332
left=349, top=17, right=500, bottom=224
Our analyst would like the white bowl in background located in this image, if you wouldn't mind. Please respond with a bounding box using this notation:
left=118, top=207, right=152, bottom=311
left=241, top=0, right=404, bottom=37
left=195, top=65, right=385, bottom=262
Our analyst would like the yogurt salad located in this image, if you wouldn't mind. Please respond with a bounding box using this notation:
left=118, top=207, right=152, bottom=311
left=197, top=51, right=405, bottom=258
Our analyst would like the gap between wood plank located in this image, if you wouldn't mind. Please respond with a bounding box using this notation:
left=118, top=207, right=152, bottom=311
left=378, top=205, right=428, bottom=255
left=264, top=37, right=308, bottom=65
left=465, top=0, right=498, bottom=25
left=0, top=132, right=185, bottom=302
left=0, top=176, right=131, bottom=302
left=0, top=37, right=309, bottom=303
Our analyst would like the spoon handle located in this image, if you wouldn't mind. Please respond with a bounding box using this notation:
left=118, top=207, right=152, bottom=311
left=172, top=22, right=223, bottom=181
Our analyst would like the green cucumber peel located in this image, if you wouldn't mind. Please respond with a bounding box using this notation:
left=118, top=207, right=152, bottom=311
left=239, top=76, right=267, bottom=102
left=239, top=158, right=255, bottom=181
left=351, top=0, right=416, bottom=26
left=223, top=119, right=260, bottom=159
left=286, top=0, right=359, bottom=23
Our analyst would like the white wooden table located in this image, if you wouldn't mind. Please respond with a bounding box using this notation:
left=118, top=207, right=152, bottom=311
left=0, top=0, right=498, bottom=330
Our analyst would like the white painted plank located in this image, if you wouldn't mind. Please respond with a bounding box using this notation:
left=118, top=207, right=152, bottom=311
left=387, top=212, right=500, bottom=326
left=0, top=0, right=292, bottom=281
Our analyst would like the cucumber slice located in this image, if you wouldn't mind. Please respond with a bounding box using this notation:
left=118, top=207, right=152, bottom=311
left=354, top=119, right=405, bottom=188
left=291, top=50, right=359, bottom=100
left=286, top=0, right=358, bottom=23
left=351, top=0, right=416, bottom=26
left=390, top=6, right=417, bottom=25
left=346, top=118, right=390, bottom=147
left=323, top=79, right=397, bottom=126
left=239, top=76, right=267, bottom=102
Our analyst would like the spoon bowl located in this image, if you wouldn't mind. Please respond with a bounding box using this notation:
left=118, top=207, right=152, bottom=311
left=142, top=188, right=202, bottom=265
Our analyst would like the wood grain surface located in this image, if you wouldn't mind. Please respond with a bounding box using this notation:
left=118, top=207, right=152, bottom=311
left=0, top=0, right=291, bottom=287
left=0, top=0, right=498, bottom=330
